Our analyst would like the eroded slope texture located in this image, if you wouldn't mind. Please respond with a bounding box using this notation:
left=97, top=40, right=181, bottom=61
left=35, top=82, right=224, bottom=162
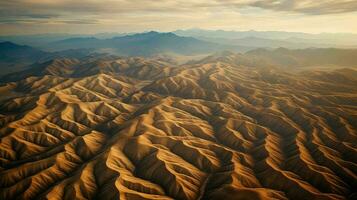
left=0, top=56, right=356, bottom=200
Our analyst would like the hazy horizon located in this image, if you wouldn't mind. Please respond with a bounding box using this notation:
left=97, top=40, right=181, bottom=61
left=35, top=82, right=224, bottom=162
left=2, top=28, right=357, bottom=37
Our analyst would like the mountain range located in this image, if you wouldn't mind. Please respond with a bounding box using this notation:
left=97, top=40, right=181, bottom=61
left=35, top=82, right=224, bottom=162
left=0, top=41, right=95, bottom=75
left=0, top=42, right=47, bottom=74
left=2, top=39, right=357, bottom=78
left=2, top=29, right=357, bottom=52
left=0, top=51, right=356, bottom=200
left=174, top=29, right=357, bottom=48
left=46, top=31, right=249, bottom=55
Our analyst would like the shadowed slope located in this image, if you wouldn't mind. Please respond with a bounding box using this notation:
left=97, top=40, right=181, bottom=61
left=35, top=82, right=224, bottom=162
left=0, top=55, right=356, bottom=200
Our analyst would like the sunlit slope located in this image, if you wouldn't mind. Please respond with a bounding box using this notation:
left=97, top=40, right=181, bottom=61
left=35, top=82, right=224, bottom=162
left=0, top=56, right=356, bottom=200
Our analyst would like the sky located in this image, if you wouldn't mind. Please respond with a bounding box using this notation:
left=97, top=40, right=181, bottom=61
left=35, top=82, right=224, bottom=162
left=1, top=0, right=357, bottom=35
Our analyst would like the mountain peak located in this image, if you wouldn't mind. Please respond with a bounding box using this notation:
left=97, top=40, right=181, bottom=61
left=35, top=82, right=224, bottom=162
left=0, top=41, right=28, bottom=49
left=0, top=41, right=17, bottom=46
left=146, top=31, right=160, bottom=34
left=55, top=37, right=99, bottom=43
left=125, top=31, right=177, bottom=38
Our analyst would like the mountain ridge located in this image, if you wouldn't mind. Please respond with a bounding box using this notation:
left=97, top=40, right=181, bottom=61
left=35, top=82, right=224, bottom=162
left=47, top=31, right=250, bottom=55
left=0, top=54, right=356, bottom=199
left=2, top=47, right=357, bottom=82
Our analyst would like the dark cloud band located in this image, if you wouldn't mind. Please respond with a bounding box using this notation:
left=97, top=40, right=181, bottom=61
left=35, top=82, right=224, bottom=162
left=0, top=0, right=356, bottom=25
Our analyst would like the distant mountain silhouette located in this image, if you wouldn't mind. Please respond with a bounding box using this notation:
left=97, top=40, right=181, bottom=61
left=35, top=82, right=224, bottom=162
left=49, top=31, right=250, bottom=55
left=174, top=29, right=357, bottom=48
left=0, top=41, right=95, bottom=75
left=51, top=37, right=104, bottom=50
left=2, top=30, right=357, bottom=50
left=0, top=41, right=46, bottom=61
left=0, top=42, right=49, bottom=74
left=199, top=36, right=325, bottom=49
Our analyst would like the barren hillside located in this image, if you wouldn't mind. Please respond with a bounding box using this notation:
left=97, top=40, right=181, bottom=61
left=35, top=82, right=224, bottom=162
left=0, top=55, right=356, bottom=200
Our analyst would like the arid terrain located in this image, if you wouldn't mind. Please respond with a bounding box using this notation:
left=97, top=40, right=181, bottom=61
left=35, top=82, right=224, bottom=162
left=0, top=53, right=356, bottom=200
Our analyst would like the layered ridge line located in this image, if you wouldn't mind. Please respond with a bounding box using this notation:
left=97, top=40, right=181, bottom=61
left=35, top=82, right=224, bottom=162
left=0, top=56, right=356, bottom=200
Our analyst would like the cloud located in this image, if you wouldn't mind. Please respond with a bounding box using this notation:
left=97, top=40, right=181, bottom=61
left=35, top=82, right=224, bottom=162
left=249, top=0, right=357, bottom=15
left=0, top=0, right=357, bottom=34
left=58, top=19, right=100, bottom=25
left=1, top=0, right=356, bottom=21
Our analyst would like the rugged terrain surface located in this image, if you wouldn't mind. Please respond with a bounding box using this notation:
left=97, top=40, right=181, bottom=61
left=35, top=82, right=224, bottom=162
left=0, top=54, right=356, bottom=200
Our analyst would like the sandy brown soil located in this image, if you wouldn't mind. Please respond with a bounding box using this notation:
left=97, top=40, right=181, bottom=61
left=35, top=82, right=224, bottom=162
left=0, top=55, right=356, bottom=200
